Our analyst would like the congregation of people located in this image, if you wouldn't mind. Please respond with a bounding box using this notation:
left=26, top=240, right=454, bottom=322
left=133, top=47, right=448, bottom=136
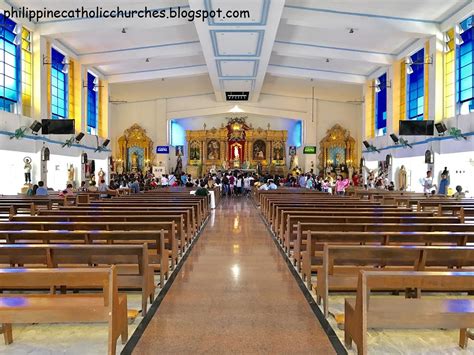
left=23, top=165, right=469, bottom=200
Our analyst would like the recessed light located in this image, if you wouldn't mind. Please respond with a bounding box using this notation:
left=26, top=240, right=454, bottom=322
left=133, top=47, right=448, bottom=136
left=145, top=58, right=150, bottom=63
left=326, top=58, right=330, bottom=63
left=121, top=28, right=126, bottom=34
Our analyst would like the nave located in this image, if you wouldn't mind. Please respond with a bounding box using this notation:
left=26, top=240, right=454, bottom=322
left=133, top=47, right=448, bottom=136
left=131, top=198, right=335, bottom=354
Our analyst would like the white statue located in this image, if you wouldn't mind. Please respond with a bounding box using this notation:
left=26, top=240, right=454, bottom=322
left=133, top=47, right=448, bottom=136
left=234, top=146, right=239, bottom=159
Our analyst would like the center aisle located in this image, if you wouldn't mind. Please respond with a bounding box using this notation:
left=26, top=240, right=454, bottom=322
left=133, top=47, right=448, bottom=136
left=132, top=198, right=336, bottom=354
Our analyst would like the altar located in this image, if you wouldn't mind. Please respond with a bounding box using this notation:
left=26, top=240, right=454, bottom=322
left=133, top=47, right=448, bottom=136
left=186, top=117, right=288, bottom=175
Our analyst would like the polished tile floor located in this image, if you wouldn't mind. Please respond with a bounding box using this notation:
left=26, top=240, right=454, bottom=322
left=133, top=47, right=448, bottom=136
left=133, top=198, right=335, bottom=354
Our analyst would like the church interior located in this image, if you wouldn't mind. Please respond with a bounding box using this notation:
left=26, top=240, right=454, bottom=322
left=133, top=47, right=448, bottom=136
left=0, top=1, right=474, bottom=354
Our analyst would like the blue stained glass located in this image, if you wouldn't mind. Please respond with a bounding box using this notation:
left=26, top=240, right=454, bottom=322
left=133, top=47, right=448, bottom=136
left=407, top=48, right=424, bottom=120
left=374, top=73, right=387, bottom=135
left=0, top=14, right=19, bottom=111
left=457, top=16, right=474, bottom=106
left=87, top=72, right=98, bottom=133
left=51, top=48, right=68, bottom=119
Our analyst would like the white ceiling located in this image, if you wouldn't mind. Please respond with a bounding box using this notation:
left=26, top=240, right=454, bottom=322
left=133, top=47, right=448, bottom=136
left=5, top=0, right=472, bottom=101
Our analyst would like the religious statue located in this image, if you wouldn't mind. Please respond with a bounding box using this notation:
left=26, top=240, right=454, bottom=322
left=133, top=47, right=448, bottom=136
left=116, top=161, right=124, bottom=175
left=190, top=141, right=201, bottom=161
left=398, top=165, right=407, bottom=191
left=23, top=157, right=32, bottom=184
left=131, top=152, right=139, bottom=171
left=234, top=145, right=240, bottom=159
left=98, top=168, right=106, bottom=181
left=174, top=155, right=183, bottom=176
left=207, top=140, right=220, bottom=160
left=242, top=160, right=250, bottom=169
left=67, top=164, right=75, bottom=183
left=222, top=160, right=228, bottom=171
left=253, top=140, right=266, bottom=160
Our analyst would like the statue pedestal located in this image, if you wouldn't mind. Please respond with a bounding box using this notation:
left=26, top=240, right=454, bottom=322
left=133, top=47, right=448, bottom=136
left=20, top=184, right=31, bottom=195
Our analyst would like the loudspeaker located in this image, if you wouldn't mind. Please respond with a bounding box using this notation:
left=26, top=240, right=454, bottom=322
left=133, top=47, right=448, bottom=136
left=75, top=132, right=85, bottom=142
left=386, top=154, right=392, bottom=166
left=81, top=153, right=88, bottom=164
left=363, top=141, right=370, bottom=149
left=390, top=134, right=399, bottom=143
left=30, top=120, right=42, bottom=134
left=102, top=139, right=110, bottom=147
left=360, top=157, right=365, bottom=167
left=435, top=122, right=448, bottom=134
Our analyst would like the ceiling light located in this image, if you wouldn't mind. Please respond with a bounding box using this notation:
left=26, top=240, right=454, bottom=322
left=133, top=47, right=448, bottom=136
left=374, top=78, right=381, bottom=86
left=455, top=23, right=464, bottom=35
left=375, top=86, right=381, bottom=93
left=405, top=57, right=413, bottom=65
left=228, top=105, right=245, bottom=113
left=455, top=33, right=464, bottom=45
left=326, top=58, right=330, bottom=63
left=145, top=58, right=150, bottom=63
left=93, top=76, right=99, bottom=85
left=121, top=28, right=126, bottom=34
left=349, top=28, right=354, bottom=34
left=406, top=65, right=413, bottom=75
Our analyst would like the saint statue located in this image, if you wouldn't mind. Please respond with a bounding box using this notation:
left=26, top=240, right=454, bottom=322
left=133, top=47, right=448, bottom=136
left=398, top=165, right=407, bottom=191
left=234, top=146, right=240, bottom=159
left=67, top=164, right=75, bottom=183
left=23, top=157, right=32, bottom=184
left=98, top=168, right=106, bottom=181
left=131, top=152, right=139, bottom=171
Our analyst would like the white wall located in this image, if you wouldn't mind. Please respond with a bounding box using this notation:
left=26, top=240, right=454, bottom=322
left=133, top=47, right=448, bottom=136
left=0, top=110, right=110, bottom=194
left=109, top=77, right=363, bottom=174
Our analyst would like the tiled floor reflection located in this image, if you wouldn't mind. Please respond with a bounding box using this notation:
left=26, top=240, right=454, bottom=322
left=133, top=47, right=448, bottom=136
left=133, top=198, right=335, bottom=354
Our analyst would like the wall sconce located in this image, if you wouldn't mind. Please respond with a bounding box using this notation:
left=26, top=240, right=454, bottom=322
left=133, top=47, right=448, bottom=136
left=83, top=76, right=103, bottom=92
left=370, top=78, right=392, bottom=93
left=405, top=54, right=433, bottom=74
left=42, top=54, right=69, bottom=73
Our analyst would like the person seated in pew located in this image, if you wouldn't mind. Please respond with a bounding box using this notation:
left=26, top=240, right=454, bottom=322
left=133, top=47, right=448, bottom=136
left=98, top=180, right=110, bottom=198
left=453, top=185, right=466, bottom=200
left=87, top=180, right=98, bottom=192
left=35, top=181, right=48, bottom=196
left=59, top=184, right=75, bottom=197
left=26, top=184, right=38, bottom=196
left=195, top=181, right=209, bottom=197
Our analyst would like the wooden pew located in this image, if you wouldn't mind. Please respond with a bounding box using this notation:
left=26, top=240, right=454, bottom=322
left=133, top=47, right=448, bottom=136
left=344, top=271, right=474, bottom=355
left=51, top=206, right=196, bottom=235
left=270, top=205, right=416, bottom=232
left=282, top=215, right=460, bottom=252
left=275, top=208, right=434, bottom=237
left=0, top=267, right=127, bottom=355
left=0, top=220, right=181, bottom=267
left=301, top=230, right=474, bottom=288
left=293, top=221, right=473, bottom=271
left=82, top=199, right=207, bottom=227
left=0, top=243, right=154, bottom=315
left=35, top=208, right=194, bottom=240
left=317, top=244, right=474, bottom=317
left=0, top=230, right=170, bottom=286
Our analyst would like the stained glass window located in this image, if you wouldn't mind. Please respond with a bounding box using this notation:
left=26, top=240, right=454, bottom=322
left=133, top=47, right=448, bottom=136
left=456, top=15, right=474, bottom=114
left=87, top=71, right=98, bottom=135
left=0, top=14, right=19, bottom=112
left=407, top=48, right=425, bottom=120
left=374, top=73, right=387, bottom=136
left=51, top=47, right=67, bottom=119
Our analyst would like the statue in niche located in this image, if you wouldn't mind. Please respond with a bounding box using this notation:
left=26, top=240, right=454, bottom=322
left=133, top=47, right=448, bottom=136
left=190, top=141, right=201, bottom=161
left=273, top=142, right=284, bottom=161
left=234, top=145, right=240, bottom=159
left=131, top=152, right=139, bottom=172
left=253, top=140, right=266, bottom=160
left=207, top=140, right=220, bottom=160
